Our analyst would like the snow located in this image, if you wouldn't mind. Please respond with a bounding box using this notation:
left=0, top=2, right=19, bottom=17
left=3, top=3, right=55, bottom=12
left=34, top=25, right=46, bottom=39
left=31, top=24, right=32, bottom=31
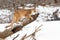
left=36, top=21, right=60, bottom=40
left=36, top=5, right=60, bottom=13
left=24, top=4, right=34, bottom=6
left=0, top=23, right=10, bottom=32
left=0, top=9, right=12, bottom=15
left=0, top=5, right=60, bottom=40
left=5, top=21, right=60, bottom=40
left=5, top=18, right=43, bottom=40
left=0, top=9, right=13, bottom=32
left=18, top=4, right=34, bottom=9
left=36, top=5, right=60, bottom=21
left=0, top=9, right=13, bottom=23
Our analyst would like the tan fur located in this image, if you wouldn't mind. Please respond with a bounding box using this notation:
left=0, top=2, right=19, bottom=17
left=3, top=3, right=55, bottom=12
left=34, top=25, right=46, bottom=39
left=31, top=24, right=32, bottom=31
left=14, top=9, right=34, bottom=22
left=6, top=8, right=35, bottom=28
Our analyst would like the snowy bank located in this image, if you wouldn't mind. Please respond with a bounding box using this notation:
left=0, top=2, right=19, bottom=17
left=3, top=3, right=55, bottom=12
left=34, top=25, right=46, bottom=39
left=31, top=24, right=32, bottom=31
left=0, top=9, right=13, bottom=23
left=0, top=5, right=60, bottom=40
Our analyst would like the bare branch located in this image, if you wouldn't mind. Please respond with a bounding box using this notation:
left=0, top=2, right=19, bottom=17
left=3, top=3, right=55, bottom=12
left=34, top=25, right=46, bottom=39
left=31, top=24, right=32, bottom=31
left=12, top=34, right=19, bottom=40
left=21, top=34, right=27, bottom=40
left=21, top=24, right=43, bottom=40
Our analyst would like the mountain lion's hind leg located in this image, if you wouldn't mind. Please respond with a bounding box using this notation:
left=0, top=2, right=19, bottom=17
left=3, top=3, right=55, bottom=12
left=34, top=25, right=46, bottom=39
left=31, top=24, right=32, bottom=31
left=28, top=15, right=33, bottom=20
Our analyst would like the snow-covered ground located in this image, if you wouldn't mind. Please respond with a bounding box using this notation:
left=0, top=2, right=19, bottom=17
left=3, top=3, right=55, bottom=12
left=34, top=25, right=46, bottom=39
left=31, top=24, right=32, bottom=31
left=5, top=21, right=60, bottom=40
left=37, top=21, right=60, bottom=40
left=0, top=9, right=13, bottom=23
left=36, top=5, right=60, bottom=21
left=0, top=5, right=60, bottom=40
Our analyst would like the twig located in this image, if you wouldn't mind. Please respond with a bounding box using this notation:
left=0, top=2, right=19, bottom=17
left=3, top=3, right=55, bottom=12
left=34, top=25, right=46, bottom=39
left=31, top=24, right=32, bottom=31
left=21, top=34, right=27, bottom=40
left=12, top=34, right=19, bottom=40
left=21, top=24, right=43, bottom=40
